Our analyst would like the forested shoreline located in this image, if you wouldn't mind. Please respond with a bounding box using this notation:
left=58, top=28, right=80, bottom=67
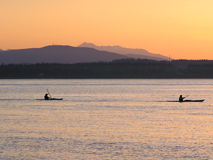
left=1, top=59, right=213, bottom=79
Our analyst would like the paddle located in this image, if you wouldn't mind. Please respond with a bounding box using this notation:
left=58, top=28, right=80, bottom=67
left=46, top=89, right=52, bottom=98
left=184, top=95, right=189, bottom=99
left=182, top=95, right=189, bottom=101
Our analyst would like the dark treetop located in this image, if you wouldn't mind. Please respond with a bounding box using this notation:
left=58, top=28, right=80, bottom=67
left=1, top=59, right=213, bottom=79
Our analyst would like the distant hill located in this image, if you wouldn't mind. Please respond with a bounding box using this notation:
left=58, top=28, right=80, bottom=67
left=78, top=42, right=171, bottom=61
left=0, top=49, right=3, bottom=52
left=0, top=45, right=128, bottom=64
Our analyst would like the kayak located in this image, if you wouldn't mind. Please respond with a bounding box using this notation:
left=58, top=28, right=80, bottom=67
left=167, top=99, right=204, bottom=102
left=46, top=98, right=63, bottom=100
left=37, top=98, right=63, bottom=100
left=42, top=90, right=63, bottom=100
left=183, top=99, right=204, bottom=102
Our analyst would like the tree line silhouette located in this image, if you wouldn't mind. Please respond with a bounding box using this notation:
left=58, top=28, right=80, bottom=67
left=1, top=59, right=213, bottom=78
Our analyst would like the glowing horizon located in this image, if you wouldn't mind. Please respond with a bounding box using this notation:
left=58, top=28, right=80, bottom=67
left=1, top=0, right=213, bottom=60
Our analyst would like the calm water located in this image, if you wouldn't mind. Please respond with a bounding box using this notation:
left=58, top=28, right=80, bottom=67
left=1, top=79, right=213, bottom=159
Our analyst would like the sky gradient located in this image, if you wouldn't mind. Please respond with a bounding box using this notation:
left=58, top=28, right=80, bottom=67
left=1, top=0, right=213, bottom=59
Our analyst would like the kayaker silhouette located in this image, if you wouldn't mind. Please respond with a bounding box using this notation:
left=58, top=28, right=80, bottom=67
left=179, top=95, right=186, bottom=102
left=44, top=93, right=50, bottom=100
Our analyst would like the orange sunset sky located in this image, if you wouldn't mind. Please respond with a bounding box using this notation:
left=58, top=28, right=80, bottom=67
left=1, top=0, right=213, bottom=60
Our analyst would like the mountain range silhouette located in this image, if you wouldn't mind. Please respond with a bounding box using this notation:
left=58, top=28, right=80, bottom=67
left=0, top=43, right=170, bottom=64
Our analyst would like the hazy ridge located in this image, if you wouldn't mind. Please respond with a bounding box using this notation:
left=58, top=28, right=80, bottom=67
left=78, top=42, right=170, bottom=61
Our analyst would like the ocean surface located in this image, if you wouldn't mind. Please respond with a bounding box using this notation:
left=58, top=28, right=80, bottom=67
left=1, top=79, right=213, bottom=159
